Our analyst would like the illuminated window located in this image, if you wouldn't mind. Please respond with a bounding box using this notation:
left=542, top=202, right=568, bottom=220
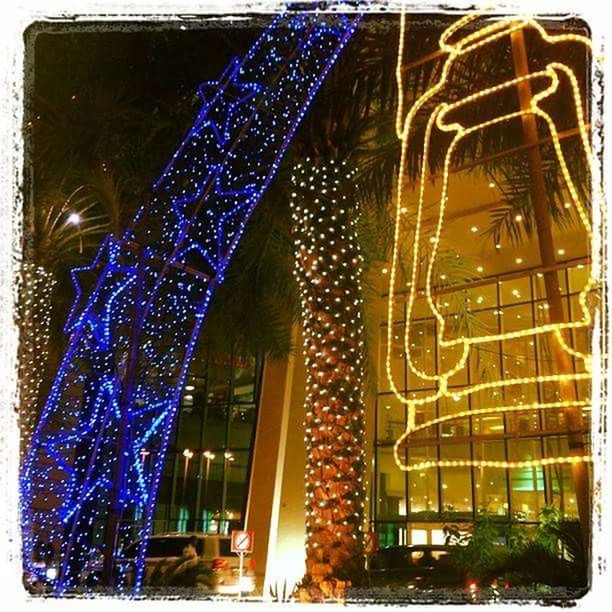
left=410, top=529, right=428, bottom=545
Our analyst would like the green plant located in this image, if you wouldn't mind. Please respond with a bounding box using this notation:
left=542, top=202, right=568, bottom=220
left=535, top=505, right=564, bottom=553
left=490, top=508, right=587, bottom=589
left=444, top=512, right=509, bottom=583
left=269, top=579, right=297, bottom=603
left=504, top=518, right=529, bottom=553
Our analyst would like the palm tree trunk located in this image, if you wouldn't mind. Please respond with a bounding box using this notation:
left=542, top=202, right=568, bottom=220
left=291, top=160, right=367, bottom=600
left=18, top=262, right=56, bottom=459
left=510, top=29, right=591, bottom=550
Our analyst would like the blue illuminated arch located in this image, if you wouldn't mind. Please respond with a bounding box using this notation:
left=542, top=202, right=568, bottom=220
left=21, top=9, right=361, bottom=592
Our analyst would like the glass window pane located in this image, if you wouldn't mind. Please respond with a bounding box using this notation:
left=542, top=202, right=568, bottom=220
left=438, top=395, right=469, bottom=439
left=567, top=263, right=589, bottom=293
left=440, top=443, right=472, bottom=518
left=376, top=447, right=406, bottom=520
left=500, top=276, right=531, bottom=305
left=223, top=450, right=248, bottom=531
left=176, top=403, right=204, bottom=451
left=152, top=455, right=175, bottom=534
left=443, top=343, right=468, bottom=386
left=499, top=302, right=534, bottom=334
left=546, top=462, right=579, bottom=518
left=406, top=319, right=435, bottom=386
left=201, top=454, right=223, bottom=532
left=379, top=324, right=405, bottom=392
left=407, top=445, right=438, bottom=518
left=375, top=523, right=407, bottom=548
left=377, top=394, right=406, bottom=444
left=473, top=441, right=508, bottom=516
left=509, top=439, right=545, bottom=522
left=533, top=270, right=567, bottom=300
left=467, top=282, right=498, bottom=311
left=203, top=403, right=227, bottom=449
left=381, top=294, right=405, bottom=324
left=469, top=341, right=500, bottom=388
left=228, top=404, right=256, bottom=449
left=233, top=354, right=257, bottom=402
left=207, top=356, right=232, bottom=403
left=177, top=450, right=200, bottom=513
left=411, top=293, right=432, bottom=319
left=408, top=391, right=436, bottom=440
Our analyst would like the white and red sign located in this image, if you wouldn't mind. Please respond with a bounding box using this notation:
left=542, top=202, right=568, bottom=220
left=363, top=531, right=379, bottom=556
left=231, top=530, right=254, bottom=554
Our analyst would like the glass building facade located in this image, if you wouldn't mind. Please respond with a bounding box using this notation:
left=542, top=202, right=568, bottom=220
left=152, top=350, right=263, bottom=535
left=374, top=259, right=592, bottom=547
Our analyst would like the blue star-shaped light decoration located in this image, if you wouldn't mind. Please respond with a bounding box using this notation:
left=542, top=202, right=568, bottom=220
left=64, top=238, right=138, bottom=338
left=151, top=57, right=263, bottom=194
left=64, top=235, right=114, bottom=335
left=196, top=57, right=263, bottom=145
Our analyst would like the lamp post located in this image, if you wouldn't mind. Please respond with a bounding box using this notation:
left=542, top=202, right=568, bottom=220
left=220, top=451, right=235, bottom=534
left=182, top=448, right=194, bottom=504
left=202, top=450, right=215, bottom=532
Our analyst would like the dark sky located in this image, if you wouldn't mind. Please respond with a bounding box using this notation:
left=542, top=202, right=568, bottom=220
left=28, top=19, right=268, bottom=103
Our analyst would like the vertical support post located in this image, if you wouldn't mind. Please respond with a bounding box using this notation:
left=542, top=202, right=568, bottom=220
left=238, top=551, right=245, bottom=600
left=510, top=28, right=591, bottom=549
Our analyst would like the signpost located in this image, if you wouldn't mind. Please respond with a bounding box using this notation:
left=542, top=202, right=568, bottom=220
left=231, top=530, right=254, bottom=599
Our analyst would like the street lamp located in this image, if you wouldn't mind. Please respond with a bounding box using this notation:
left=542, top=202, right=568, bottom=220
left=139, top=448, right=150, bottom=466
left=67, top=212, right=83, bottom=253
left=67, top=212, right=81, bottom=225
left=202, top=450, right=215, bottom=532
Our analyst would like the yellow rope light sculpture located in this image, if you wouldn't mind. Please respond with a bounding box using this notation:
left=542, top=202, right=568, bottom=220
left=387, top=12, right=597, bottom=473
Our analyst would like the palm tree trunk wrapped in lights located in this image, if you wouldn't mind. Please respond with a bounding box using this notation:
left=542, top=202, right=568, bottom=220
left=290, top=159, right=367, bottom=599
left=17, top=263, right=57, bottom=458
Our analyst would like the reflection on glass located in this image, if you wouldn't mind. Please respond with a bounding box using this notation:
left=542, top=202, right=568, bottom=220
left=500, top=276, right=531, bottom=306
left=233, top=354, right=257, bottom=402
left=377, top=447, right=405, bottom=520
left=408, top=446, right=438, bottom=517
left=440, top=444, right=472, bottom=517
left=207, top=356, right=232, bottom=403
left=509, top=439, right=545, bottom=521
left=474, top=441, right=508, bottom=515
left=377, top=395, right=405, bottom=443
left=379, top=324, right=406, bottom=393
left=228, top=404, right=256, bottom=448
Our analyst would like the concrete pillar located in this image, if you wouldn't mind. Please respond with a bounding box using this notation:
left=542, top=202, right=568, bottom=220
left=244, top=325, right=307, bottom=598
